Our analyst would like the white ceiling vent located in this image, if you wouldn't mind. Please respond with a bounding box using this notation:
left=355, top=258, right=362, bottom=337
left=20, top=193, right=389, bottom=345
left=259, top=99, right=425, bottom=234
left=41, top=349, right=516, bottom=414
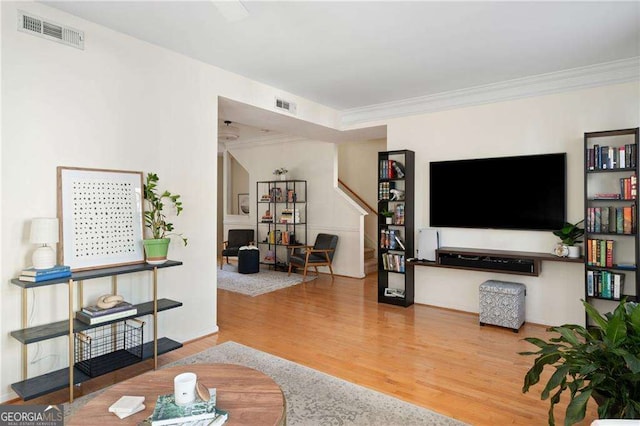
left=18, top=10, right=84, bottom=50
left=275, top=97, right=297, bottom=115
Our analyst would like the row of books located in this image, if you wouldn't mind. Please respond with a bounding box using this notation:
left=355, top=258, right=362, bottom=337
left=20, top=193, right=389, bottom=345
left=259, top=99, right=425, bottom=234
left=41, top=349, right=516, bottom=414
left=18, top=265, right=71, bottom=282
left=379, top=159, right=405, bottom=179
left=380, top=229, right=405, bottom=250
left=617, top=175, right=638, bottom=201
left=586, top=239, right=614, bottom=268
left=76, top=300, right=138, bottom=325
left=587, top=270, right=624, bottom=300
left=381, top=253, right=405, bottom=272
left=587, top=143, right=637, bottom=170
left=378, top=181, right=396, bottom=200
left=393, top=203, right=405, bottom=225
left=586, top=205, right=636, bottom=234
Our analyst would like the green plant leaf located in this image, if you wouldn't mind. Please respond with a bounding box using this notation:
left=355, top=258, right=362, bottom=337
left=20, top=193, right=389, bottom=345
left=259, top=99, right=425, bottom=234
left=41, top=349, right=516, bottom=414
left=522, top=353, right=561, bottom=393
left=605, top=313, right=627, bottom=347
left=555, top=327, right=581, bottom=347
left=541, top=365, right=569, bottom=400
left=564, top=388, right=591, bottom=426
left=622, top=352, right=640, bottom=374
left=583, top=300, right=608, bottom=330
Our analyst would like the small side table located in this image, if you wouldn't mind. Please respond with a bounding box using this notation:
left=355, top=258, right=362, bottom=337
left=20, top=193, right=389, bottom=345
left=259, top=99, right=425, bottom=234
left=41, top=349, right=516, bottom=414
left=238, top=246, right=260, bottom=274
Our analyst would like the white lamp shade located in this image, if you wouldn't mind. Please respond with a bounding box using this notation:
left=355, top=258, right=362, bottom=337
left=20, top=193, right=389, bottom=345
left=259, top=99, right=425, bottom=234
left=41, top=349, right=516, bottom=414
left=30, top=218, right=59, bottom=244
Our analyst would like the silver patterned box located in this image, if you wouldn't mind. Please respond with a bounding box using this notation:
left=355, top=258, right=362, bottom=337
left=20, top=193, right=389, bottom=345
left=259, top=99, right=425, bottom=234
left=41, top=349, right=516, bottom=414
left=479, top=280, right=526, bottom=332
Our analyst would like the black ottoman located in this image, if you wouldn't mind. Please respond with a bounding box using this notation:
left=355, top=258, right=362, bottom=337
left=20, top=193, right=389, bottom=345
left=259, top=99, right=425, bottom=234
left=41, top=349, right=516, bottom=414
left=238, top=247, right=260, bottom=274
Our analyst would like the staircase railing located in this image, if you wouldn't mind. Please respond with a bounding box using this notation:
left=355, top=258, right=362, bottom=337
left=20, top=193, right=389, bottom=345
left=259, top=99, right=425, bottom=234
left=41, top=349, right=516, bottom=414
left=338, top=179, right=377, bottom=215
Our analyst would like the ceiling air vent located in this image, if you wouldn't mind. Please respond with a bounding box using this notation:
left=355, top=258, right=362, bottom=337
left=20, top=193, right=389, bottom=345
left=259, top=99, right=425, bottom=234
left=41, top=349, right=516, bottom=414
left=18, top=10, right=84, bottom=50
left=275, top=97, right=297, bottom=115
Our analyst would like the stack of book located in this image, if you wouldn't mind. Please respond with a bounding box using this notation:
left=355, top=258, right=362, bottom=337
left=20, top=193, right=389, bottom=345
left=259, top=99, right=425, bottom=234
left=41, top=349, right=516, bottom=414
left=108, top=395, right=145, bottom=419
left=280, top=208, right=300, bottom=223
left=18, top=265, right=72, bottom=282
left=146, top=389, right=228, bottom=426
left=76, top=301, right=137, bottom=325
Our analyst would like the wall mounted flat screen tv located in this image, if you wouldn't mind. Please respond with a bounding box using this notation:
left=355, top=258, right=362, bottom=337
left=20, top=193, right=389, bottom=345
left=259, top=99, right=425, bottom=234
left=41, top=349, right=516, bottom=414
left=429, top=153, right=566, bottom=231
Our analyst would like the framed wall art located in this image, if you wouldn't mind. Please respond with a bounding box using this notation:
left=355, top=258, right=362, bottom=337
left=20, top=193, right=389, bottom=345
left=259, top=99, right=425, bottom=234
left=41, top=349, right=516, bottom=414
left=238, top=193, right=249, bottom=215
left=57, top=167, right=145, bottom=271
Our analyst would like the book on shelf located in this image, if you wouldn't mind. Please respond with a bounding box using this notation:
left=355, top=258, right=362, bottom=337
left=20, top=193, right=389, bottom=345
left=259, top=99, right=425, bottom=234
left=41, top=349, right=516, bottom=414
left=21, top=265, right=71, bottom=277
left=18, top=270, right=72, bottom=282
left=148, top=390, right=227, bottom=426
left=384, top=287, right=405, bottom=298
left=75, top=308, right=137, bottom=325
left=82, top=300, right=135, bottom=317
left=393, top=233, right=405, bottom=250
left=109, top=395, right=145, bottom=419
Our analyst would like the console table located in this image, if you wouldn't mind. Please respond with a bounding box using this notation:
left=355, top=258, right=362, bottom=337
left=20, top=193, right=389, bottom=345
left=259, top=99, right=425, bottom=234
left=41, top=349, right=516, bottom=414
left=10, top=261, right=183, bottom=402
left=410, top=247, right=582, bottom=276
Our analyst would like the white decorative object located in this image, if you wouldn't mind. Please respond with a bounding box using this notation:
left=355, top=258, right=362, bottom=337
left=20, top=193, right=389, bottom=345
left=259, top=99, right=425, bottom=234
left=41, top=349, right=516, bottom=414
left=567, top=245, right=580, bottom=259
left=30, top=218, right=59, bottom=269
left=174, top=372, right=197, bottom=406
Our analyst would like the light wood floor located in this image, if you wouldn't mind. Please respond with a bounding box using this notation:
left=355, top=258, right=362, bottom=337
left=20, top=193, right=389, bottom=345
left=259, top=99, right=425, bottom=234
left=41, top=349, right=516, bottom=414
left=16, top=270, right=597, bottom=425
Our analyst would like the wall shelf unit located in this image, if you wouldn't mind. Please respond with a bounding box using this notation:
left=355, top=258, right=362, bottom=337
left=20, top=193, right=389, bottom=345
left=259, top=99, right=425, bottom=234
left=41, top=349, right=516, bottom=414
left=584, top=128, right=640, bottom=315
left=256, top=179, right=307, bottom=271
left=377, top=150, right=415, bottom=307
left=410, top=247, right=582, bottom=276
left=10, top=261, right=183, bottom=401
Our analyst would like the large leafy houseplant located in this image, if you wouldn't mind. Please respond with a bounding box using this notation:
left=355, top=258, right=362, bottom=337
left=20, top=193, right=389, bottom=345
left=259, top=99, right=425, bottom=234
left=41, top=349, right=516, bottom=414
left=142, top=172, right=187, bottom=263
left=521, top=298, right=640, bottom=425
left=553, top=220, right=585, bottom=246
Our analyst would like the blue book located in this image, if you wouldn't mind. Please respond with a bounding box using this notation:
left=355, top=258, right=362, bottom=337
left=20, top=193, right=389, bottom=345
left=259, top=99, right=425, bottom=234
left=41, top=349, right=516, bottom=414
left=21, top=265, right=71, bottom=277
left=18, top=270, right=72, bottom=282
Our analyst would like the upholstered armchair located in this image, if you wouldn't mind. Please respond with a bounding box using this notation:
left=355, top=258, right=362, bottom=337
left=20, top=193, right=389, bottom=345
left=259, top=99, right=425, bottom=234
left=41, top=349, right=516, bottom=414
left=221, top=229, right=255, bottom=269
left=287, top=233, right=338, bottom=280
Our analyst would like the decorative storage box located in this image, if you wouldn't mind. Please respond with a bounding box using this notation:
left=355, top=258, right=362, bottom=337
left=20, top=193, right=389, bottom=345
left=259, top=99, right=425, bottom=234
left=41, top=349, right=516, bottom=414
left=479, top=280, right=526, bottom=332
left=75, top=319, right=144, bottom=377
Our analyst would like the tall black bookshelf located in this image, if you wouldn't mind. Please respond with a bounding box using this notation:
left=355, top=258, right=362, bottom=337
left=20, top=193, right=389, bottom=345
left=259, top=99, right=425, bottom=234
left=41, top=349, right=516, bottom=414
left=584, top=127, right=640, bottom=323
left=377, top=150, right=415, bottom=307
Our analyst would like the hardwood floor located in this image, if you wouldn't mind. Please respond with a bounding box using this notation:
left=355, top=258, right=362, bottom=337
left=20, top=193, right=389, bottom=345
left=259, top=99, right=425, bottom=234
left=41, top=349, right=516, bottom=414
left=14, top=270, right=597, bottom=425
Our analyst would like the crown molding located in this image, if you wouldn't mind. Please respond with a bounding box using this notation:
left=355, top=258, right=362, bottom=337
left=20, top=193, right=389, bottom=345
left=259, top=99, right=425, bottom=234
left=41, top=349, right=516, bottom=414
left=341, top=57, right=640, bottom=127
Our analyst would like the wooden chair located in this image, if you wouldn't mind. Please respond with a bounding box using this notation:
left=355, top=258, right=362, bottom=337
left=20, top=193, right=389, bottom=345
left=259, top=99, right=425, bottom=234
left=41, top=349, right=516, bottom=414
left=221, top=229, right=254, bottom=269
left=287, top=233, right=338, bottom=281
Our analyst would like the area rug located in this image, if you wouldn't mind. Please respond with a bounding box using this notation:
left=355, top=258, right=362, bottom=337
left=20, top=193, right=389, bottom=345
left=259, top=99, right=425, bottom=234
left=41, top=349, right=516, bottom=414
left=217, top=263, right=316, bottom=296
left=66, top=342, right=466, bottom=425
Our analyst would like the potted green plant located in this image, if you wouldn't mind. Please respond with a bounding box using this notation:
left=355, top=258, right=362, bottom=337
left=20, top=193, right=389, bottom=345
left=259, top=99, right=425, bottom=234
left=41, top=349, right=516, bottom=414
left=552, top=219, right=585, bottom=258
left=380, top=209, right=394, bottom=224
left=520, top=298, right=640, bottom=425
left=143, top=172, right=187, bottom=264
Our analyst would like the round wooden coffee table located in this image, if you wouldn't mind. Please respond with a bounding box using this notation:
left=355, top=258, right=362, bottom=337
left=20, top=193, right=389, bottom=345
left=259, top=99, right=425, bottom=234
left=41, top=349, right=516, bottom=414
left=66, top=364, right=286, bottom=425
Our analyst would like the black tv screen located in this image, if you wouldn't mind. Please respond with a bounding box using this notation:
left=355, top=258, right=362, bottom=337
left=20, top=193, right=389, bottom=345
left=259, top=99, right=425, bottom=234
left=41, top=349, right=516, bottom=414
left=429, top=153, right=566, bottom=231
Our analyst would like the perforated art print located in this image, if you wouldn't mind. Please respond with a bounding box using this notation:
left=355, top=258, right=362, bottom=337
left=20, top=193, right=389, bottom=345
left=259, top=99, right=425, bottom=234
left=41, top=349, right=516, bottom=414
left=58, top=167, right=144, bottom=271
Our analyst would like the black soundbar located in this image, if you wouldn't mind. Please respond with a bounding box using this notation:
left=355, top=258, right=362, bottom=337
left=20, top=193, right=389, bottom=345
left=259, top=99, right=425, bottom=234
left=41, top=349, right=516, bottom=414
left=438, top=253, right=535, bottom=274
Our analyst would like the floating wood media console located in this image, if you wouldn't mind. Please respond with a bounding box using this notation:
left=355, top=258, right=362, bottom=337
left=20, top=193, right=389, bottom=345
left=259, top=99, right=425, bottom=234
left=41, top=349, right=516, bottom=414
left=411, top=247, right=582, bottom=276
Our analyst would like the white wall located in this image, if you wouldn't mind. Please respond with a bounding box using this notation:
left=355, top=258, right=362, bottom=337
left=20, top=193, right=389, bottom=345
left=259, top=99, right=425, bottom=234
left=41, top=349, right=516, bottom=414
left=338, top=138, right=387, bottom=249
left=0, top=1, right=341, bottom=402
left=227, top=138, right=364, bottom=278
left=383, top=82, right=639, bottom=325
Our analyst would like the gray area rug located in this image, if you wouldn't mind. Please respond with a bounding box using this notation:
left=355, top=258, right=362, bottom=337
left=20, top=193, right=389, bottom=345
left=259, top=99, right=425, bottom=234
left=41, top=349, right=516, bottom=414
left=218, top=263, right=316, bottom=296
left=66, top=342, right=465, bottom=425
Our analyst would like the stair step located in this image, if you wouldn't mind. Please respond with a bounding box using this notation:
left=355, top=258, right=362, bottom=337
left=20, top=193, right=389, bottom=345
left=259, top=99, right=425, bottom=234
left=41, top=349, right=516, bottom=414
left=364, top=257, right=378, bottom=275
left=364, top=247, right=375, bottom=260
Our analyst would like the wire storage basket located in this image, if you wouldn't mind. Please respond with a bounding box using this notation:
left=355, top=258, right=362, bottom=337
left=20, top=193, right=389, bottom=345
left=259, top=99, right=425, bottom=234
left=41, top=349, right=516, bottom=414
left=74, top=319, right=144, bottom=377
